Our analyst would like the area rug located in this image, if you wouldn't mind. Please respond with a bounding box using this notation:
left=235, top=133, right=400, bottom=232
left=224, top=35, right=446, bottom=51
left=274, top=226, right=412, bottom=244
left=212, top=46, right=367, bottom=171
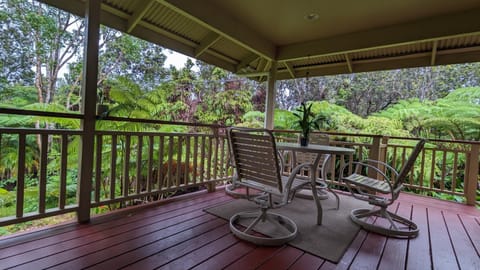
left=204, top=193, right=369, bottom=263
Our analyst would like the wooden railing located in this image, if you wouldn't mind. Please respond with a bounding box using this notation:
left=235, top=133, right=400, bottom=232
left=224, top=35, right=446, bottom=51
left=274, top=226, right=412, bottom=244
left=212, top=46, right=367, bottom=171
left=0, top=121, right=478, bottom=227
left=0, top=126, right=232, bottom=226
left=90, top=130, right=231, bottom=208
left=275, top=130, right=479, bottom=205
left=0, top=128, right=82, bottom=226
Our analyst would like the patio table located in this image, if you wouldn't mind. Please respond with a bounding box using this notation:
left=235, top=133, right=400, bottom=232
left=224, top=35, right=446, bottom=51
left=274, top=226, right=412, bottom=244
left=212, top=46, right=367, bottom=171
left=276, top=142, right=355, bottom=202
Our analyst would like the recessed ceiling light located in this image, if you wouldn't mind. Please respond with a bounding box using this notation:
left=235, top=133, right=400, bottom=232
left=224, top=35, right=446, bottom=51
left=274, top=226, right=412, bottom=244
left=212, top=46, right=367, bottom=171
left=304, top=13, right=319, bottom=21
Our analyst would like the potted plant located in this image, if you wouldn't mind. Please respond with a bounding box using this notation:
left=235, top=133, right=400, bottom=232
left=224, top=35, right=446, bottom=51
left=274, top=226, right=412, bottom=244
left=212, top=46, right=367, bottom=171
left=293, top=102, right=320, bottom=146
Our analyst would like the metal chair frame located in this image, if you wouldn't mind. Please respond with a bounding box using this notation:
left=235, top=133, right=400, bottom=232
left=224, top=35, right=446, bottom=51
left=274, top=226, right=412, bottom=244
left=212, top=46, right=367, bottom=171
left=227, top=127, right=322, bottom=246
left=340, top=139, right=426, bottom=238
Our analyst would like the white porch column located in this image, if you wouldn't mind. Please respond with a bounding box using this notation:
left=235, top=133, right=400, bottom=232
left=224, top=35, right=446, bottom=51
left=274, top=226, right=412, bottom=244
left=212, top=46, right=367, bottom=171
left=264, top=61, right=277, bottom=129
left=77, top=0, right=100, bottom=223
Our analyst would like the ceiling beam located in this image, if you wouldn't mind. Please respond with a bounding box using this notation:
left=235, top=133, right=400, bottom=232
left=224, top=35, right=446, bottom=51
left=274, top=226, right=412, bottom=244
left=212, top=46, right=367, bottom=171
left=277, top=8, right=480, bottom=61
left=235, top=53, right=260, bottom=72
left=345, top=54, right=353, bottom=73
left=430, top=40, right=438, bottom=66
left=238, top=71, right=269, bottom=78
left=274, top=45, right=480, bottom=80
left=284, top=61, right=295, bottom=79
left=127, top=0, right=155, bottom=33
left=194, top=32, right=221, bottom=58
left=100, top=3, right=240, bottom=72
left=162, top=0, right=276, bottom=60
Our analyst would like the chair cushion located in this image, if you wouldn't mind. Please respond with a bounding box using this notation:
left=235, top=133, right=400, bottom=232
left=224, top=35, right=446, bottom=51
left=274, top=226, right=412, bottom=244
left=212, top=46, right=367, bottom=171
left=343, top=173, right=391, bottom=193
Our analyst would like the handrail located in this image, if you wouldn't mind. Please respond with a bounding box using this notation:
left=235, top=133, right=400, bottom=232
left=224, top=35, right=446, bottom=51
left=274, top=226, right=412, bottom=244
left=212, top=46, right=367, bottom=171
left=0, top=108, right=83, bottom=119
left=98, top=116, right=226, bottom=129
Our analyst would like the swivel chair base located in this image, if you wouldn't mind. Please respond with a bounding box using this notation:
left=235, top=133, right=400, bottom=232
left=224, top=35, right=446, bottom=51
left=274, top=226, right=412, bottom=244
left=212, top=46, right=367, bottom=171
left=229, top=210, right=298, bottom=246
left=350, top=208, right=419, bottom=238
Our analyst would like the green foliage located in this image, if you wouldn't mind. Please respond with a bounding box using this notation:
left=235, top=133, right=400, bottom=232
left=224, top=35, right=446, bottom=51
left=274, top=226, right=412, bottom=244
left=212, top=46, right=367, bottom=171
left=195, top=89, right=253, bottom=126
left=292, top=102, right=321, bottom=138
left=239, top=111, right=264, bottom=128
left=374, top=87, right=480, bottom=140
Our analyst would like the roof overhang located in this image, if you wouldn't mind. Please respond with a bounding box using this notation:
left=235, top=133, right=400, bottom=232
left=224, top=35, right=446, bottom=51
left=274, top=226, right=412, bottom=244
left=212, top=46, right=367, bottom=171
left=39, top=0, right=480, bottom=81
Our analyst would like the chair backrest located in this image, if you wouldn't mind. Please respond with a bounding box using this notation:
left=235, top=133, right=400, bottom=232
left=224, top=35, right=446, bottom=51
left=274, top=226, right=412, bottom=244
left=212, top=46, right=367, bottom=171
left=228, top=127, right=283, bottom=192
left=295, top=134, right=330, bottom=171
left=310, top=134, right=330, bottom=145
left=394, top=139, right=426, bottom=188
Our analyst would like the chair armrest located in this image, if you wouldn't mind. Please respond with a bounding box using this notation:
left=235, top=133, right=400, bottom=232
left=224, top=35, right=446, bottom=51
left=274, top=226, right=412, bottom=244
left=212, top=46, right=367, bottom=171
left=360, top=159, right=399, bottom=178
left=282, top=162, right=314, bottom=193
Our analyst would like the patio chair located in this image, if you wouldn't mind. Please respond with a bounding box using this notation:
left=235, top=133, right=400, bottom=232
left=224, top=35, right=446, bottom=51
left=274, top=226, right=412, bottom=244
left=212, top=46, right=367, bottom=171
left=293, top=135, right=340, bottom=209
left=227, top=127, right=321, bottom=246
left=340, top=139, right=426, bottom=238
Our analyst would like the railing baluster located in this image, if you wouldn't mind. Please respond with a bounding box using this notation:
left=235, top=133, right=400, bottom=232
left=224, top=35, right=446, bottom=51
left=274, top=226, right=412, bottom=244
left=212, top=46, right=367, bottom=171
left=200, top=135, right=205, bottom=183
left=207, top=136, right=212, bottom=181
left=110, top=134, right=117, bottom=200
left=452, top=151, right=458, bottom=193
left=147, top=135, right=154, bottom=193
left=392, top=146, right=398, bottom=183
left=193, top=136, right=198, bottom=184
left=219, top=137, right=225, bottom=178
left=158, top=135, right=165, bottom=189
left=39, top=134, right=48, bottom=214
left=95, top=134, right=102, bottom=203
left=213, top=135, right=219, bottom=181
left=185, top=136, right=191, bottom=185
left=430, top=149, right=436, bottom=189
left=60, top=134, right=68, bottom=209
left=136, top=136, right=143, bottom=194
left=440, top=150, right=447, bottom=191
left=123, top=135, right=131, bottom=197
left=16, top=134, right=26, bottom=218
left=176, top=136, right=182, bottom=187
left=167, top=136, right=174, bottom=188
left=419, top=148, right=426, bottom=189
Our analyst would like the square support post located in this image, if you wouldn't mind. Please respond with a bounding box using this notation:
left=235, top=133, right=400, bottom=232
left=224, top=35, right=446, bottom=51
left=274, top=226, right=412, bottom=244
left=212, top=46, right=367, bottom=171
left=264, top=61, right=277, bottom=130
left=465, top=143, right=479, bottom=205
left=77, top=0, right=100, bottom=223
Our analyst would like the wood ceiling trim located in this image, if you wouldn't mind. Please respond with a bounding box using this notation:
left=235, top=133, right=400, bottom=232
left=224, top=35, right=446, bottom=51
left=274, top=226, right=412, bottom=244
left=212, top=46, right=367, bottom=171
left=430, top=40, right=438, bottom=66
left=127, top=0, right=155, bottom=33
left=284, top=61, right=295, bottom=79
left=345, top=54, right=353, bottom=73
left=194, top=32, right=222, bottom=57
left=235, top=53, right=260, bottom=72
left=277, top=8, right=480, bottom=61
left=163, top=0, right=276, bottom=60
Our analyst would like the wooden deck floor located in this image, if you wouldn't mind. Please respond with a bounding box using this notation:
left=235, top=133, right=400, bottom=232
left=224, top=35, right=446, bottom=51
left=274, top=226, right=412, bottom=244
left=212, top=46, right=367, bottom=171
left=1, top=189, right=479, bottom=270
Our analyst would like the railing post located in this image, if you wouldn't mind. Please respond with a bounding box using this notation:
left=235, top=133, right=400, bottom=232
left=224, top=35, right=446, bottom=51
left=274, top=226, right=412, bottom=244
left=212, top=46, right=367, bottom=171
left=465, top=143, right=479, bottom=205
left=264, top=61, right=277, bottom=130
left=368, top=135, right=384, bottom=179
left=206, top=127, right=220, bottom=193
left=77, top=0, right=101, bottom=223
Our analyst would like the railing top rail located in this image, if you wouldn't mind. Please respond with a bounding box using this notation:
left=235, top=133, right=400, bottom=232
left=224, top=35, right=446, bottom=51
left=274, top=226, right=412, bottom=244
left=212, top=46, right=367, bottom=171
left=273, top=129, right=480, bottom=145
left=0, top=127, right=83, bottom=135
left=272, top=129, right=385, bottom=139
left=99, top=116, right=226, bottom=129
left=0, top=108, right=83, bottom=119
left=95, top=130, right=224, bottom=137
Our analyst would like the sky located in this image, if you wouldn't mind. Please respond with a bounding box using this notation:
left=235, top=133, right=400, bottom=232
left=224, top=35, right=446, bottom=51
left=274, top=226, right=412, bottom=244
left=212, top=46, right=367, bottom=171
left=164, top=50, right=197, bottom=70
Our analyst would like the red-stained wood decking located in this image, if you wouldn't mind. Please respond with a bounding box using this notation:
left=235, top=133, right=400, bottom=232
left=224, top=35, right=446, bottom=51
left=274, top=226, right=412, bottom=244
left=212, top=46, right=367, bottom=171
left=1, top=189, right=479, bottom=270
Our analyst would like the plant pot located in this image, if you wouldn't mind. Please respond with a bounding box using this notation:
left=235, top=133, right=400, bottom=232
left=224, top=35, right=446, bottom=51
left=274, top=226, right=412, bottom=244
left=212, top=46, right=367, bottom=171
left=299, top=136, right=309, bottom=146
